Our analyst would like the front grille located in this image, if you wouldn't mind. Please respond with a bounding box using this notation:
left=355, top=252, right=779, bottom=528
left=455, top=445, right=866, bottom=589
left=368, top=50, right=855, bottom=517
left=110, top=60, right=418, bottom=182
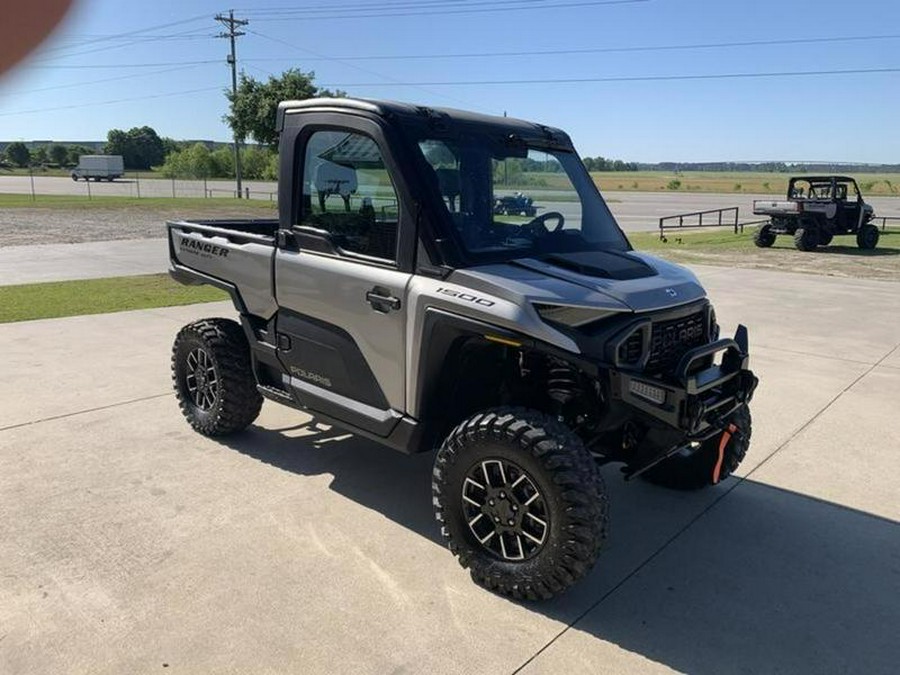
left=645, top=311, right=707, bottom=373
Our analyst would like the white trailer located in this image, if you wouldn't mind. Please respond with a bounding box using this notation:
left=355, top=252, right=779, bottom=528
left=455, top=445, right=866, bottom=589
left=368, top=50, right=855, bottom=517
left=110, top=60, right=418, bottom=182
left=71, top=155, right=125, bottom=182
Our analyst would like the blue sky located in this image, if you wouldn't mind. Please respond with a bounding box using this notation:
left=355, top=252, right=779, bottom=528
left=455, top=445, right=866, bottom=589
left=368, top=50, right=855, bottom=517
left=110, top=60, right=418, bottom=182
left=1, top=0, right=899, bottom=163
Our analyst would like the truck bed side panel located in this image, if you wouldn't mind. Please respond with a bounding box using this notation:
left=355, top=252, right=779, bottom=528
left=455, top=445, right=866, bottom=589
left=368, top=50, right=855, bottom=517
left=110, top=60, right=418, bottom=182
left=168, top=220, right=277, bottom=319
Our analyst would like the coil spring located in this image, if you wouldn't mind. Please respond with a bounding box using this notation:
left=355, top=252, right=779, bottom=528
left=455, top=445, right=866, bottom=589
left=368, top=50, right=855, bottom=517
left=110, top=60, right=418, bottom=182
left=547, top=359, right=580, bottom=406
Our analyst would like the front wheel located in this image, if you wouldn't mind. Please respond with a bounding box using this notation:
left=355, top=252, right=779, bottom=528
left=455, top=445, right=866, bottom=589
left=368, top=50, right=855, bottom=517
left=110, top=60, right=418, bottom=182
left=753, top=224, right=776, bottom=248
left=857, top=223, right=879, bottom=250
left=172, top=318, right=262, bottom=436
left=641, top=406, right=752, bottom=491
left=794, top=226, right=818, bottom=251
left=433, top=407, right=608, bottom=600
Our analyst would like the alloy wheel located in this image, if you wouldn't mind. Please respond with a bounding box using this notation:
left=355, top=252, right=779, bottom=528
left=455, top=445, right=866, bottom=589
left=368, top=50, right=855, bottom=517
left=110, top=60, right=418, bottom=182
left=461, top=458, right=549, bottom=561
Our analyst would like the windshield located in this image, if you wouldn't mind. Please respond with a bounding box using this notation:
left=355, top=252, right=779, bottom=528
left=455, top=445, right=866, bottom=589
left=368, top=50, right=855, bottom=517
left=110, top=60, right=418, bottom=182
left=417, top=135, right=628, bottom=263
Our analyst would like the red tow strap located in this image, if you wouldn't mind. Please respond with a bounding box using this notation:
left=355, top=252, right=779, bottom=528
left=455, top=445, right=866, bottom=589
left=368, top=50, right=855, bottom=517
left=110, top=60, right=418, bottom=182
left=712, top=423, right=738, bottom=484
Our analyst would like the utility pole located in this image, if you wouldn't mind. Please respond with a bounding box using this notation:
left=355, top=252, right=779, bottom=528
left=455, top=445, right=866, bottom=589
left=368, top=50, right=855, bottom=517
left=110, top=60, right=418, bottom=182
left=215, top=10, right=248, bottom=198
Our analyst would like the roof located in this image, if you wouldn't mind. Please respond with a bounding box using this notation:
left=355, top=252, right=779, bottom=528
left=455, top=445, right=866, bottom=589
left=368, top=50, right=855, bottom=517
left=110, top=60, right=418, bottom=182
left=790, top=175, right=857, bottom=182
left=276, top=97, right=571, bottom=146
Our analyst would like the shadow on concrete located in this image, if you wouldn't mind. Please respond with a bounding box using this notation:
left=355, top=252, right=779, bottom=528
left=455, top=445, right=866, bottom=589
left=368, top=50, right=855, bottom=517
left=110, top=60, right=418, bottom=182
left=552, top=481, right=900, bottom=674
left=220, top=421, right=900, bottom=674
left=220, top=420, right=442, bottom=545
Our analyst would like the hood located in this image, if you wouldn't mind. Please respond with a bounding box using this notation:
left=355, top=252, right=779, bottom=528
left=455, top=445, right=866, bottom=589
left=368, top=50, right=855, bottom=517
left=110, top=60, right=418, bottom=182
left=509, top=250, right=706, bottom=312
left=452, top=249, right=706, bottom=314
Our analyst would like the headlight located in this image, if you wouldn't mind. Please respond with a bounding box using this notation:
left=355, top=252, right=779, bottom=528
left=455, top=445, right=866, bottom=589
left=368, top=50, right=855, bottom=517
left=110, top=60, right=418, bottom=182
left=534, top=303, right=620, bottom=328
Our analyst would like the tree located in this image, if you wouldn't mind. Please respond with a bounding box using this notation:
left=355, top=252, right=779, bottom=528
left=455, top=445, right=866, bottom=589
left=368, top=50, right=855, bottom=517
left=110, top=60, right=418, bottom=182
left=210, top=147, right=234, bottom=178
left=67, top=145, right=92, bottom=166
left=48, top=143, right=69, bottom=167
left=4, top=141, right=30, bottom=167
left=241, top=146, right=274, bottom=180
left=104, top=126, right=166, bottom=169
left=161, top=136, right=182, bottom=158
left=226, top=68, right=342, bottom=149
left=159, top=143, right=215, bottom=179
left=32, top=146, right=49, bottom=166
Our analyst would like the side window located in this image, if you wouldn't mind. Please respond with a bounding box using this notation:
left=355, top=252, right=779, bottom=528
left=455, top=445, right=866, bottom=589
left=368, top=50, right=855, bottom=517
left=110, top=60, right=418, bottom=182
left=300, top=130, right=400, bottom=261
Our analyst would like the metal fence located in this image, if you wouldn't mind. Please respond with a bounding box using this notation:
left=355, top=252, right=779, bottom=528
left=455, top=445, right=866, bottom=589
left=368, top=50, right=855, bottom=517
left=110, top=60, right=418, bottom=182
left=1, top=171, right=278, bottom=203
left=658, top=207, right=741, bottom=241
left=658, top=207, right=900, bottom=241
left=875, top=216, right=900, bottom=231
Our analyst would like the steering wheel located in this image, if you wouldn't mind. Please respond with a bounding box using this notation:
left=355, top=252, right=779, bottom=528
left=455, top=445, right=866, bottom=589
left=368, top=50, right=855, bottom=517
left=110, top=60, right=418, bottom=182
left=524, top=211, right=565, bottom=234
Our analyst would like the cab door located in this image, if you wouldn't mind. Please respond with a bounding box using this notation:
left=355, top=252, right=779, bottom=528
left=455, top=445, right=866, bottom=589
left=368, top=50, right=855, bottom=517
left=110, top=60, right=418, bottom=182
left=273, top=124, right=413, bottom=436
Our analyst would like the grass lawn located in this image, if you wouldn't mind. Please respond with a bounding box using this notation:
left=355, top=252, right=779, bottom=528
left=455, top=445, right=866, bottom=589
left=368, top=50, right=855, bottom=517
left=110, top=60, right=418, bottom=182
left=0, top=274, right=227, bottom=323
left=592, top=171, right=900, bottom=196
left=0, top=193, right=277, bottom=210
left=628, top=226, right=900, bottom=281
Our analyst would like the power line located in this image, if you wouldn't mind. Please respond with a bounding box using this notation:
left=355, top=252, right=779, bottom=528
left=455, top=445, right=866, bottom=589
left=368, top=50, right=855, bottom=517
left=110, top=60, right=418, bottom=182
left=29, top=60, right=222, bottom=70
left=32, top=28, right=215, bottom=63
left=0, top=86, right=222, bottom=118
left=246, top=0, right=630, bottom=12
left=37, top=15, right=210, bottom=54
left=242, top=0, right=560, bottom=12
left=245, top=0, right=649, bottom=21
left=247, top=29, right=478, bottom=107
left=239, top=33, right=900, bottom=62
left=11, top=64, right=214, bottom=95
left=314, top=66, right=900, bottom=87
left=33, top=33, right=900, bottom=70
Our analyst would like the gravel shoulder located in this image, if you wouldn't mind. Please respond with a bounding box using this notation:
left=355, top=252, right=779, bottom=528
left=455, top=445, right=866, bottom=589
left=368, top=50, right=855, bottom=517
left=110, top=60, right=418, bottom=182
left=3, top=203, right=897, bottom=282
left=655, top=245, right=900, bottom=282
left=0, top=204, right=275, bottom=247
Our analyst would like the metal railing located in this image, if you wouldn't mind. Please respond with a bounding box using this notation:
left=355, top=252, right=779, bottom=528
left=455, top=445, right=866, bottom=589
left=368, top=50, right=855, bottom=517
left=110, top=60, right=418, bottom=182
left=205, top=187, right=277, bottom=200
left=658, top=208, right=900, bottom=242
left=1, top=171, right=278, bottom=202
left=658, top=207, right=740, bottom=241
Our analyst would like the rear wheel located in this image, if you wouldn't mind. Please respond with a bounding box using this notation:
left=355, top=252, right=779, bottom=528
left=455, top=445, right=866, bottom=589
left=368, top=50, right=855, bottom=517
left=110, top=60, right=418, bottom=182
left=753, top=224, right=776, bottom=248
left=641, top=406, right=752, bottom=491
left=433, top=407, right=608, bottom=600
left=818, top=231, right=834, bottom=246
left=794, top=226, right=818, bottom=251
left=856, top=224, right=879, bottom=250
left=172, top=318, right=262, bottom=436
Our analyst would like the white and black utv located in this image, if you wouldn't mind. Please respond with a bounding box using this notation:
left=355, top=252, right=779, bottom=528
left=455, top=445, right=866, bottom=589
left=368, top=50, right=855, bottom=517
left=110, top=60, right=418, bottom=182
left=753, top=175, right=879, bottom=251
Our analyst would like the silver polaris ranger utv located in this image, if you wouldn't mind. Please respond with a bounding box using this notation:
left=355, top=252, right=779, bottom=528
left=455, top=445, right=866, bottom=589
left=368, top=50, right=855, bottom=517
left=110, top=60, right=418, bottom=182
left=168, top=98, right=758, bottom=600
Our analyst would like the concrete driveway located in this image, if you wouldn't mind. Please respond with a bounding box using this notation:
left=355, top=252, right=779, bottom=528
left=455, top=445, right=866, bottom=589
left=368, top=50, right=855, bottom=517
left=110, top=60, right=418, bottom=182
left=1, top=266, right=898, bottom=674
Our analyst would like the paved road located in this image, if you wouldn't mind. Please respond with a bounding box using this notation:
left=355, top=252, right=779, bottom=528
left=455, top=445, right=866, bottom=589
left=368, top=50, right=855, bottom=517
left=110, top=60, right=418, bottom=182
left=2, top=175, right=899, bottom=286
left=4, top=175, right=899, bottom=232
left=1, top=266, right=899, bottom=674
left=0, top=239, right=170, bottom=285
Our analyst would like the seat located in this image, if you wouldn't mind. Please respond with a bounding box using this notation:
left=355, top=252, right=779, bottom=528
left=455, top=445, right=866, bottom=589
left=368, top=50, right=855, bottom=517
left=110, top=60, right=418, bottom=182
left=315, top=161, right=358, bottom=212
left=435, top=168, right=461, bottom=211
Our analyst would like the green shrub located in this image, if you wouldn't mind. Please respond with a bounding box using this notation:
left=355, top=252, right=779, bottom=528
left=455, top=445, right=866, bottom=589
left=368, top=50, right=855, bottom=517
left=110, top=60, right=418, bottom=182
left=666, top=179, right=682, bottom=190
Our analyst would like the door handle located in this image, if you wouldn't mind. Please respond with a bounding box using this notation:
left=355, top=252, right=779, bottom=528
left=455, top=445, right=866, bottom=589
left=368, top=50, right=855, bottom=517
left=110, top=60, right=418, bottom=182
left=366, top=287, right=401, bottom=312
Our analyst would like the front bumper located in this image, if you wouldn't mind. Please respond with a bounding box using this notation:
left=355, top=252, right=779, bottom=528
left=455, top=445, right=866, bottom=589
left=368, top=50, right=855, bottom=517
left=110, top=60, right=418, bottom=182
left=610, top=324, right=758, bottom=438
